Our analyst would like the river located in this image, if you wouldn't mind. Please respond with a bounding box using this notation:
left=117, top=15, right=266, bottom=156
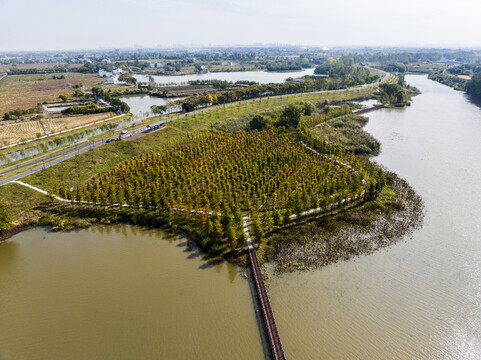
left=2, top=75, right=481, bottom=359
left=269, top=75, right=481, bottom=359
left=134, top=68, right=316, bottom=86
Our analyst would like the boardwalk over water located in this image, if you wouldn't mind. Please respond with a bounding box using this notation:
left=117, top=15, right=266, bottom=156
left=353, top=104, right=385, bottom=115
left=244, top=218, right=286, bottom=360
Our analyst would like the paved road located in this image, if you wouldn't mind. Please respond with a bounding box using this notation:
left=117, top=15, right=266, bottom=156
left=0, top=139, right=105, bottom=179
left=0, top=68, right=390, bottom=187
left=0, top=139, right=105, bottom=186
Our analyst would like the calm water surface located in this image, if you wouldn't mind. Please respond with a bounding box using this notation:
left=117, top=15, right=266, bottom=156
left=0, top=225, right=265, bottom=360
left=270, top=75, right=481, bottom=359
left=119, top=95, right=183, bottom=120
left=134, top=69, right=315, bottom=85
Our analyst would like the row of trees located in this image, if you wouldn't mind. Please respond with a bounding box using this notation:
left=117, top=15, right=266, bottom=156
left=378, top=83, right=410, bottom=105
left=249, top=102, right=315, bottom=130
left=3, top=105, right=41, bottom=121
left=91, top=86, right=130, bottom=113
left=175, top=68, right=378, bottom=113
left=314, top=63, right=379, bottom=85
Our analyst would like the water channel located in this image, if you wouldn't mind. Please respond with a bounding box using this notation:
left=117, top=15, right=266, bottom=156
left=2, top=75, right=481, bottom=359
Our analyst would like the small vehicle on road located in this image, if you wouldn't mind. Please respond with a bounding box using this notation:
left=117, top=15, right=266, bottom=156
left=121, top=130, right=128, bottom=135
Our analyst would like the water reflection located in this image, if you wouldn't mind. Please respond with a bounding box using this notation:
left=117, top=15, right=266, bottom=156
left=0, top=241, right=20, bottom=272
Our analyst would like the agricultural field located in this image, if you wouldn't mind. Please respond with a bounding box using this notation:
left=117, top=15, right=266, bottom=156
left=0, top=111, right=115, bottom=145
left=0, top=62, right=82, bottom=72
left=451, top=74, right=471, bottom=80
left=0, top=73, right=100, bottom=114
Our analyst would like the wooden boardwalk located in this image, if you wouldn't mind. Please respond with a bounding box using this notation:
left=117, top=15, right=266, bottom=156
left=353, top=104, right=385, bottom=115
left=243, top=217, right=286, bottom=360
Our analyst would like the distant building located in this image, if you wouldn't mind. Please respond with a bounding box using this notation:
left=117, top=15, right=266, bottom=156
left=98, top=68, right=113, bottom=77
left=104, top=75, right=119, bottom=84
left=112, top=67, right=123, bottom=75
left=149, top=62, right=164, bottom=68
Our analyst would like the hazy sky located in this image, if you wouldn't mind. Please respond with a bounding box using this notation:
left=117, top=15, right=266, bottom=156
left=1, top=0, right=480, bottom=51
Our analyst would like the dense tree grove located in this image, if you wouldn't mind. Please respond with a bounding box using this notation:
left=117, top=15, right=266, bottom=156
left=314, top=63, right=379, bottom=85
left=91, top=86, right=130, bottom=113
left=70, top=128, right=365, bottom=214
left=60, top=127, right=386, bottom=251
left=61, top=104, right=113, bottom=115
left=466, top=73, right=481, bottom=101
left=249, top=102, right=317, bottom=130
left=378, top=83, right=409, bottom=105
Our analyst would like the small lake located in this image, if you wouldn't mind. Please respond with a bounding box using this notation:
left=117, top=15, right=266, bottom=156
left=119, top=95, right=183, bottom=120
left=134, top=68, right=316, bottom=86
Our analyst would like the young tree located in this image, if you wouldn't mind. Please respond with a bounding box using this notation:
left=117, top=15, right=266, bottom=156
left=237, top=231, right=248, bottom=247
left=283, top=208, right=292, bottom=225
left=226, top=225, right=237, bottom=250
left=210, top=215, right=224, bottom=241
left=251, top=220, right=265, bottom=244
left=272, top=209, right=282, bottom=226
left=0, top=202, right=12, bottom=232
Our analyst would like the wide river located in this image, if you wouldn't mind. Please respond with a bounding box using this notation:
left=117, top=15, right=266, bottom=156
left=2, top=75, right=481, bottom=359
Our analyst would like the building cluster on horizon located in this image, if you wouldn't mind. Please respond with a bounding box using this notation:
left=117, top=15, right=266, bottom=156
left=98, top=67, right=123, bottom=84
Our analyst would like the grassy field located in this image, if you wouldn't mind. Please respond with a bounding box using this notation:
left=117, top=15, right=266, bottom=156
left=310, top=114, right=381, bottom=155
left=165, top=85, right=377, bottom=134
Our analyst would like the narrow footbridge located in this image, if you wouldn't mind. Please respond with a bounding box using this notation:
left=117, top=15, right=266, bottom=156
left=353, top=104, right=385, bottom=115
left=243, top=218, right=286, bottom=360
